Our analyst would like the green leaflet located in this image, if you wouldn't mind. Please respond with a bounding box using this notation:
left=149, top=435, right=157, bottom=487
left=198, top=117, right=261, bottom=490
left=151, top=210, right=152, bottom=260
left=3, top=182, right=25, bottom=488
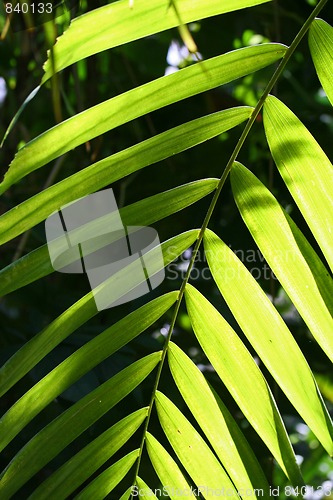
left=0, top=230, right=197, bottom=397
left=0, top=293, right=176, bottom=451
left=146, top=432, right=191, bottom=499
left=0, top=44, right=286, bottom=193
left=0, top=179, right=218, bottom=296
left=43, top=0, right=271, bottom=80
left=75, top=450, right=139, bottom=500
left=184, top=284, right=304, bottom=487
left=135, top=478, right=158, bottom=500
left=263, top=95, right=333, bottom=273
left=230, top=162, right=333, bottom=364
left=309, top=19, right=333, bottom=106
left=0, top=107, right=251, bottom=242
left=29, top=409, right=147, bottom=499
left=167, top=342, right=269, bottom=497
left=0, top=353, right=161, bottom=498
left=155, top=391, right=239, bottom=496
left=204, top=228, right=333, bottom=456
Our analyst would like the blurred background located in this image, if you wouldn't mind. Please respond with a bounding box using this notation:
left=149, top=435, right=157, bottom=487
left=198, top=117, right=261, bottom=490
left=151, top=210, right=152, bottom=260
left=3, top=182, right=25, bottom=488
left=0, top=0, right=333, bottom=497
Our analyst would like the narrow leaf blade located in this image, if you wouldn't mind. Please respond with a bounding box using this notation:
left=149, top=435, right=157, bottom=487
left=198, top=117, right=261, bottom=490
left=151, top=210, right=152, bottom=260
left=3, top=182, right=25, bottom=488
left=146, top=432, right=191, bottom=499
left=75, top=450, right=139, bottom=500
left=0, top=353, right=160, bottom=497
left=43, top=0, right=272, bottom=79
left=30, top=409, right=147, bottom=499
left=168, top=342, right=269, bottom=496
left=0, top=292, right=176, bottom=451
left=1, top=42, right=286, bottom=192
left=0, top=230, right=198, bottom=397
left=204, top=228, right=333, bottom=455
left=134, top=478, right=158, bottom=500
left=309, top=19, right=333, bottom=106
left=0, top=179, right=217, bottom=296
left=231, top=162, right=333, bottom=364
left=0, top=107, right=250, bottom=241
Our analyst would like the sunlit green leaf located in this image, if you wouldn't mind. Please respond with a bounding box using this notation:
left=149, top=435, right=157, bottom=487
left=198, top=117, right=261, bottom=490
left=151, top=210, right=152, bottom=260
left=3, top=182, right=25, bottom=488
left=0, top=293, right=175, bottom=451
left=0, top=107, right=251, bottom=240
left=135, top=478, right=158, bottom=500
left=168, top=342, right=269, bottom=497
left=29, top=409, right=147, bottom=499
left=119, top=488, right=132, bottom=500
left=231, top=162, right=333, bottom=363
left=0, top=230, right=197, bottom=397
left=75, top=450, right=139, bottom=500
left=204, top=228, right=333, bottom=455
left=155, top=391, right=238, bottom=496
left=0, top=179, right=217, bottom=296
left=0, top=44, right=286, bottom=194
left=185, top=284, right=304, bottom=486
left=263, top=95, right=333, bottom=272
left=146, top=432, right=191, bottom=499
left=309, top=18, right=333, bottom=106
left=0, top=354, right=160, bottom=498
left=43, top=0, right=272, bottom=80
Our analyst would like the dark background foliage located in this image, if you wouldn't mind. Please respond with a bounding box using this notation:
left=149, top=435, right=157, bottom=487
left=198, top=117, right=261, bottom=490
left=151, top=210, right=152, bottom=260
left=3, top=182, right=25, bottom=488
left=0, top=0, right=333, bottom=496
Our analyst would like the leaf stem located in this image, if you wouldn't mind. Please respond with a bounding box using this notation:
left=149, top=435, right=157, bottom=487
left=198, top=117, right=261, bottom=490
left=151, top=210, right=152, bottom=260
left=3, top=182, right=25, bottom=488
left=131, top=0, right=328, bottom=491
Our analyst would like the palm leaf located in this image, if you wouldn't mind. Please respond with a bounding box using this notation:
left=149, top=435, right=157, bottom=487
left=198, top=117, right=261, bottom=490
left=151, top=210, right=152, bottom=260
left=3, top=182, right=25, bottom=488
left=75, top=450, right=140, bottom=500
left=184, top=284, right=303, bottom=486
left=29, top=410, right=147, bottom=499
left=155, top=390, right=239, bottom=496
left=203, top=228, right=333, bottom=454
left=231, top=162, right=333, bottom=363
left=263, top=95, right=333, bottom=272
left=309, top=18, right=333, bottom=106
left=0, top=108, right=250, bottom=241
left=168, top=341, right=270, bottom=496
left=0, top=353, right=161, bottom=497
left=0, top=230, right=197, bottom=396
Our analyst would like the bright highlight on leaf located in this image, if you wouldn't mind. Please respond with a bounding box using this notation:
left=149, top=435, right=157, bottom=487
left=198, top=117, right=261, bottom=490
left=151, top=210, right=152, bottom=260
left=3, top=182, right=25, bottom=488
left=168, top=342, right=269, bottom=496
left=155, top=390, right=238, bottom=496
left=204, top=228, right=333, bottom=455
left=0, top=230, right=198, bottom=397
left=42, top=0, right=272, bottom=80
left=184, top=284, right=304, bottom=487
left=309, top=18, right=333, bottom=106
left=0, top=353, right=161, bottom=498
left=231, top=160, right=333, bottom=365
left=29, top=410, right=147, bottom=499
